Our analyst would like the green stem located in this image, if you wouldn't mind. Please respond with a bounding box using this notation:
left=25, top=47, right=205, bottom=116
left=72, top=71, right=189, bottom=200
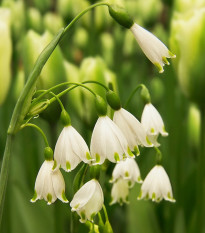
left=125, top=84, right=148, bottom=108
left=102, top=205, right=109, bottom=222
left=32, top=82, right=96, bottom=107
left=0, top=2, right=110, bottom=227
left=196, top=107, right=205, bottom=232
left=62, top=2, right=109, bottom=39
left=0, top=134, right=14, bottom=224
left=48, top=91, right=65, bottom=111
left=82, top=80, right=109, bottom=91
left=20, top=123, right=49, bottom=147
left=154, top=147, right=162, bottom=164
left=49, top=83, right=96, bottom=105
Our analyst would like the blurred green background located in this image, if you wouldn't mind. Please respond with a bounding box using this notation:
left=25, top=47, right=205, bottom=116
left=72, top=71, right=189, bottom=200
left=0, top=0, right=204, bottom=232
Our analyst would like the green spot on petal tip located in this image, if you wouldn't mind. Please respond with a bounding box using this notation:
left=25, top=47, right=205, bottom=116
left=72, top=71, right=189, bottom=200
left=169, top=50, right=176, bottom=58
left=31, top=190, right=37, bottom=202
left=47, top=193, right=52, bottom=204
left=154, top=62, right=164, bottom=73
left=125, top=171, right=129, bottom=177
left=134, top=146, right=140, bottom=156
left=162, top=56, right=170, bottom=65
left=52, top=160, right=57, bottom=170
left=86, top=152, right=92, bottom=160
left=114, top=152, right=120, bottom=162
left=66, top=161, right=71, bottom=171
left=62, top=191, right=68, bottom=203
left=95, top=153, right=100, bottom=163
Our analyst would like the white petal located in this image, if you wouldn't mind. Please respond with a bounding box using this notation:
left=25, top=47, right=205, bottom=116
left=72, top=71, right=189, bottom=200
left=70, top=179, right=97, bottom=210
left=70, top=179, right=104, bottom=222
left=130, top=23, right=175, bottom=73
left=141, top=103, right=168, bottom=145
left=110, top=179, right=129, bottom=205
left=91, top=116, right=131, bottom=164
left=111, top=158, right=142, bottom=185
left=90, top=117, right=107, bottom=164
left=52, top=169, right=68, bottom=203
left=113, top=108, right=153, bottom=149
left=139, top=165, right=175, bottom=202
left=54, top=126, right=87, bottom=172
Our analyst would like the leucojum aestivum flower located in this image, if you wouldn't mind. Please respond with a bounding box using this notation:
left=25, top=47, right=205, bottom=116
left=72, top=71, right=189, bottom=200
left=0, top=2, right=176, bottom=233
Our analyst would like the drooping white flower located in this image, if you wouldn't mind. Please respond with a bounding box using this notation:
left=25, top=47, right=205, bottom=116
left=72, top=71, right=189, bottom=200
left=31, top=160, right=68, bottom=205
left=141, top=103, right=168, bottom=146
left=110, top=179, right=130, bottom=205
left=90, top=116, right=134, bottom=165
left=70, top=179, right=104, bottom=223
left=130, top=23, right=176, bottom=73
left=138, top=165, right=175, bottom=203
left=54, top=126, right=91, bottom=172
left=113, top=108, right=153, bottom=154
left=110, top=158, right=142, bottom=187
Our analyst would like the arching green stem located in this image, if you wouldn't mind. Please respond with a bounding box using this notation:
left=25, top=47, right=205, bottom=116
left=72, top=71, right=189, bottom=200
left=20, top=123, right=50, bottom=147
left=82, top=80, right=109, bottom=91
left=62, top=2, right=110, bottom=40
left=125, top=84, right=150, bottom=108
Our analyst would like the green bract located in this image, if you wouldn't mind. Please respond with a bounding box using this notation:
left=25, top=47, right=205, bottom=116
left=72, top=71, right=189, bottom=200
left=108, top=4, right=134, bottom=29
left=44, top=147, right=53, bottom=161
left=95, top=95, right=107, bottom=116
left=60, top=109, right=71, bottom=126
left=106, top=90, right=121, bottom=111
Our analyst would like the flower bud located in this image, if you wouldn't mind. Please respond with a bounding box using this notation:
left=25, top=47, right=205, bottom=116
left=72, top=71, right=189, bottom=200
left=108, top=5, right=134, bottom=29
left=43, top=13, right=64, bottom=35
left=64, top=61, right=84, bottom=117
left=79, top=57, right=107, bottom=125
left=170, top=7, right=205, bottom=105
left=23, top=30, right=66, bottom=122
left=27, top=7, right=43, bottom=33
left=2, top=0, right=25, bottom=41
left=33, top=0, right=51, bottom=13
left=0, top=8, right=12, bottom=106
left=27, top=99, right=50, bottom=117
left=187, top=104, right=200, bottom=148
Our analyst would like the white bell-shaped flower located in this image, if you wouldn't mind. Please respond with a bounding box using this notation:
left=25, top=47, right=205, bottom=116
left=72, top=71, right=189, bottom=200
left=70, top=179, right=104, bottom=223
left=113, top=108, right=153, bottom=154
left=138, top=165, right=175, bottom=203
left=31, top=160, right=68, bottom=205
left=130, top=23, right=176, bottom=73
left=141, top=103, right=168, bottom=146
left=110, top=179, right=130, bottom=205
left=54, top=126, right=91, bottom=172
left=90, top=116, right=134, bottom=165
left=110, top=158, right=142, bottom=187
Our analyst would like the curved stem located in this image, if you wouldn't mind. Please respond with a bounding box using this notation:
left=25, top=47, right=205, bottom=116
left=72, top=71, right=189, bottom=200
left=49, top=83, right=97, bottom=106
left=62, top=2, right=109, bottom=40
left=124, top=84, right=145, bottom=108
left=102, top=205, right=109, bottom=222
left=33, top=82, right=97, bottom=106
left=48, top=91, right=65, bottom=111
left=20, top=123, right=49, bottom=147
left=82, top=80, right=109, bottom=91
